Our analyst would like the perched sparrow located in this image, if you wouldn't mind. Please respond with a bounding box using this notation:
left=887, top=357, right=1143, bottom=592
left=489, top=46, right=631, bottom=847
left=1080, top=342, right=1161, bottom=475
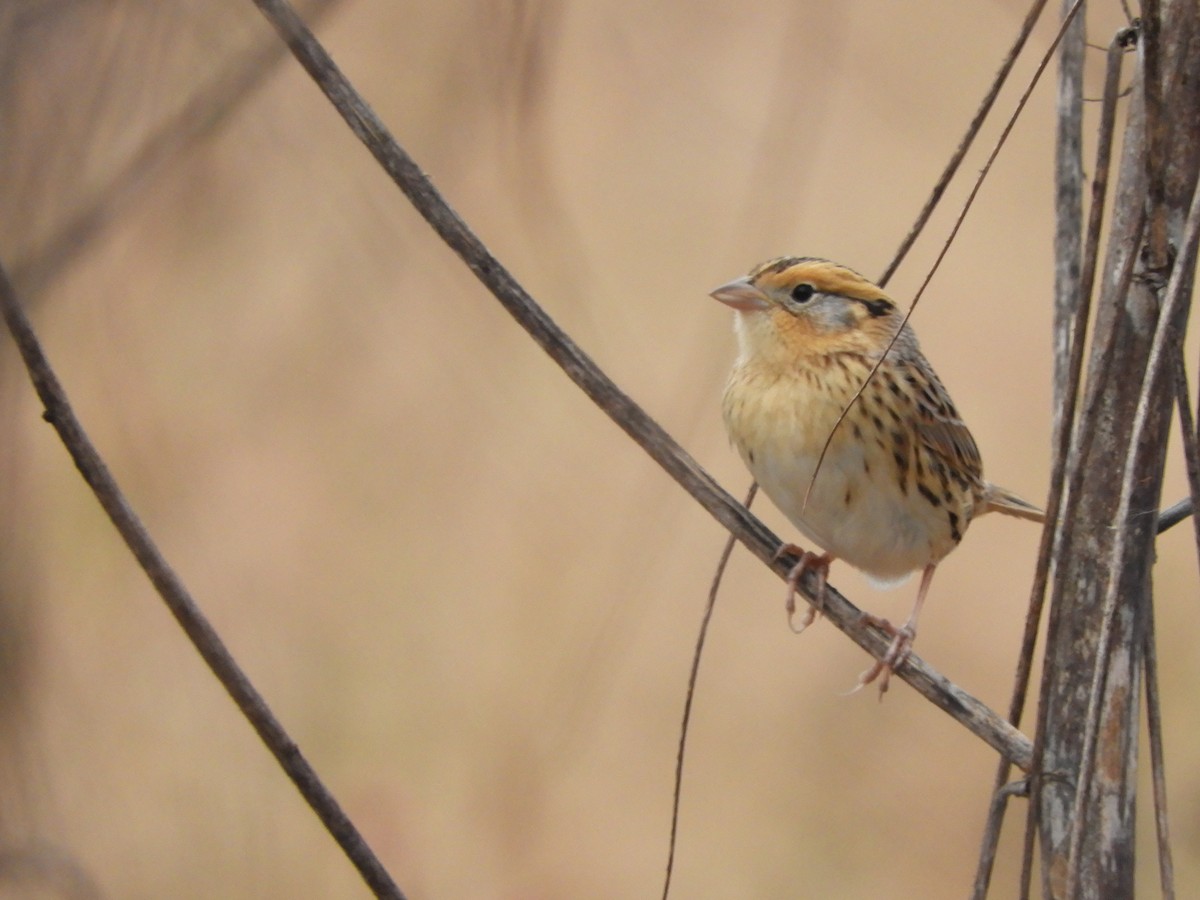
left=712, top=257, right=1042, bottom=693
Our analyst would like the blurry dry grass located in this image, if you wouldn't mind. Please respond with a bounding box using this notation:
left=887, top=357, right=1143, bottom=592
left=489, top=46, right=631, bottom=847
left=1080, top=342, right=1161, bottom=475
left=1, top=1, right=1198, bottom=898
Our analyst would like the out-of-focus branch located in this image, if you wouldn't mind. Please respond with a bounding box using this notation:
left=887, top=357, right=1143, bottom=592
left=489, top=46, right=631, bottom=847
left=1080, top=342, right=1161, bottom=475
left=0, top=261, right=405, bottom=900
left=248, top=0, right=1033, bottom=769
left=9, top=0, right=343, bottom=300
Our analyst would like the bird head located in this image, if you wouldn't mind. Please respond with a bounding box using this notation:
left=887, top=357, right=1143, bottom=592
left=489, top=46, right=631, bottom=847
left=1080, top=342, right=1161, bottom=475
left=710, top=257, right=902, bottom=362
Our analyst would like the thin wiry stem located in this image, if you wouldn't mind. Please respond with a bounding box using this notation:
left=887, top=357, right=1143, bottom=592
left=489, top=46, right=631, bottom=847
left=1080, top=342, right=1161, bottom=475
left=1143, top=592, right=1176, bottom=900
left=1172, top=355, right=1200, bottom=570
left=662, top=482, right=756, bottom=900
left=1156, top=496, right=1196, bottom=533
left=0, top=260, right=405, bottom=900
left=803, top=0, right=1084, bottom=518
left=877, top=0, right=1051, bottom=286
left=247, top=0, right=1035, bottom=767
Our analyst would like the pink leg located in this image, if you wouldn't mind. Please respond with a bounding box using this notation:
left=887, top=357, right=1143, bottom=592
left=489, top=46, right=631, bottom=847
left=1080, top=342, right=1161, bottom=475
left=773, top=543, right=834, bottom=634
left=853, top=563, right=936, bottom=697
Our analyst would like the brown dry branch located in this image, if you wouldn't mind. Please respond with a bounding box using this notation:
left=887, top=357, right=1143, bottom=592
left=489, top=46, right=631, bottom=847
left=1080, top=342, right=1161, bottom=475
left=976, top=18, right=1136, bottom=900
left=0, top=267, right=406, bottom=900
left=1173, top=357, right=1200, bottom=568
left=1031, top=2, right=1200, bottom=897
left=1143, top=586, right=1176, bottom=900
left=1063, top=139, right=1200, bottom=900
left=970, top=1, right=1088, bottom=890
left=247, top=0, right=1035, bottom=769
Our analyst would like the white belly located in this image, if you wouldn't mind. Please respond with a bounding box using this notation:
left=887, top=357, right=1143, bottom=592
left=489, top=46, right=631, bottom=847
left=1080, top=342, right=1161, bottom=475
left=724, top=371, right=946, bottom=581
left=749, top=437, right=933, bottom=581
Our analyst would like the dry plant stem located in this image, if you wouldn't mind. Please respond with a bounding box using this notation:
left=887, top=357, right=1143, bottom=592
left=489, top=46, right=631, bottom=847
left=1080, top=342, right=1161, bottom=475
left=11, top=0, right=343, bottom=300
left=1143, top=596, right=1176, bottom=900
left=994, top=23, right=1135, bottom=900
left=1063, top=169, right=1200, bottom=900
left=1023, top=210, right=1142, bottom=900
left=1172, top=358, right=1200, bottom=567
left=248, top=0, right=1035, bottom=766
left=1038, top=3, right=1200, bottom=890
left=661, top=482, right=756, bottom=900
left=1015, top=28, right=1135, bottom=900
left=1140, top=0, right=1170, bottom=270
left=973, top=6, right=1095, bottom=893
left=972, top=781, right=1025, bottom=900
left=1051, top=0, right=1086, bottom=425
left=876, top=0, right=1050, bottom=286
left=1156, top=496, right=1195, bottom=533
left=0, top=262, right=406, bottom=900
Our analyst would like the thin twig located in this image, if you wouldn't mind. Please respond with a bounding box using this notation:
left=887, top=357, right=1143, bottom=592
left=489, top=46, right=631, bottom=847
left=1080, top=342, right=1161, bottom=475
left=877, top=0, right=1051, bottom=286
left=803, top=0, right=1084, bottom=517
left=1156, top=496, right=1195, bottom=533
left=246, top=0, right=1035, bottom=767
left=1140, top=0, right=1169, bottom=270
left=1143, top=590, right=1176, bottom=900
left=0, top=261, right=405, bottom=899
left=662, top=482, right=756, bottom=900
left=1172, top=356, right=1200, bottom=564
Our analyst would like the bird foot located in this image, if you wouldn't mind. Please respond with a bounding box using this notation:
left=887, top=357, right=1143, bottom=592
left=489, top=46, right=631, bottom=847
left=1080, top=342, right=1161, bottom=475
left=850, top=613, right=916, bottom=698
left=773, top=544, right=832, bottom=634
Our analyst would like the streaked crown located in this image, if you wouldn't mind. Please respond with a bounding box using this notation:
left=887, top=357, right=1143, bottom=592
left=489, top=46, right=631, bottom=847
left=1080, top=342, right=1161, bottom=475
left=748, top=257, right=892, bottom=306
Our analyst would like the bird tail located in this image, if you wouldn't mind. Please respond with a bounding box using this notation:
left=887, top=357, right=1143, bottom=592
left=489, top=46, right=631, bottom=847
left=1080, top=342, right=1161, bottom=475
left=982, top=483, right=1045, bottom=523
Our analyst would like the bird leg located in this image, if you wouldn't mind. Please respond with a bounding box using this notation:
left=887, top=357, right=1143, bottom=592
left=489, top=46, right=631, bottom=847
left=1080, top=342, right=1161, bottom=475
left=773, top=544, right=834, bottom=634
left=853, top=562, right=936, bottom=697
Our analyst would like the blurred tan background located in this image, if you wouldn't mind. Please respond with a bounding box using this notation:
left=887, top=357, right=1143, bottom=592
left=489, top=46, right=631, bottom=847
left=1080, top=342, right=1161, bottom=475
left=1, top=1, right=1197, bottom=897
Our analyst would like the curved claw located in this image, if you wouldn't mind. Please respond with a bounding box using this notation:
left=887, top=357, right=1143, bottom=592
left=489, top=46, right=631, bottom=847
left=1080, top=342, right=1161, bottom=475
left=773, top=543, right=833, bottom=634
left=852, top=615, right=916, bottom=699
left=851, top=563, right=936, bottom=700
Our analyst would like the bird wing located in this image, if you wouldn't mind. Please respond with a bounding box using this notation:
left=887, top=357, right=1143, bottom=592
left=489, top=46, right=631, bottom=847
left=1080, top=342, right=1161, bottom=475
left=908, top=353, right=983, bottom=481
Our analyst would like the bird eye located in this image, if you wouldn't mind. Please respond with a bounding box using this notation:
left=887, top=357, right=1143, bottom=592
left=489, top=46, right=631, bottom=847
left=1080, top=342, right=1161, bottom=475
left=790, top=283, right=815, bottom=303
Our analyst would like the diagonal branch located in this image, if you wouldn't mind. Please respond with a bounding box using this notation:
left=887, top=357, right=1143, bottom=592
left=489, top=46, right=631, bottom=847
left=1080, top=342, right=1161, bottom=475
left=0, top=259, right=406, bottom=900
left=877, top=0, right=1051, bottom=286
left=249, top=0, right=1032, bottom=768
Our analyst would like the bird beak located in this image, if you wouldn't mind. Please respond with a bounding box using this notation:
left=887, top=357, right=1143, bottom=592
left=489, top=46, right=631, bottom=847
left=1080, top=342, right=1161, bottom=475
left=710, top=276, right=770, bottom=312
